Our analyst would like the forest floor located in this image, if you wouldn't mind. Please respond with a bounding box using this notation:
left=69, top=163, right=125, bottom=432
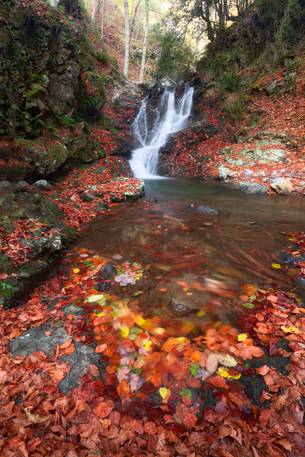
left=1, top=55, right=305, bottom=457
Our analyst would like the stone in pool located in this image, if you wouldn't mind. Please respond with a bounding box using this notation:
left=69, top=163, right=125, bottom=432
left=196, top=205, right=219, bottom=216
left=99, top=262, right=117, bottom=280
left=9, top=323, right=69, bottom=357
left=170, top=298, right=194, bottom=316
left=59, top=342, right=104, bottom=395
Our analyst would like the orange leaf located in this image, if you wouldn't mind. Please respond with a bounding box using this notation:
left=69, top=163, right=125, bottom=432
left=95, top=344, right=107, bottom=353
left=94, top=400, right=114, bottom=418
left=207, top=375, right=228, bottom=389
left=117, top=379, right=130, bottom=397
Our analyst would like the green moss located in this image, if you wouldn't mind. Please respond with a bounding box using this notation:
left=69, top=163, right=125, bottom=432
left=0, top=253, right=13, bottom=273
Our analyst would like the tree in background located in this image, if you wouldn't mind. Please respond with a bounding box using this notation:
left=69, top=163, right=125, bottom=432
left=172, top=0, right=254, bottom=43
left=123, top=0, right=130, bottom=77
left=139, top=0, right=149, bottom=83
left=152, top=22, right=193, bottom=80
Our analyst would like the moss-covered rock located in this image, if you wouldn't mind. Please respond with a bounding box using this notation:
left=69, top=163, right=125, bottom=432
left=67, top=133, right=105, bottom=163
left=16, top=139, right=69, bottom=175
left=0, top=0, right=105, bottom=138
left=0, top=181, right=75, bottom=307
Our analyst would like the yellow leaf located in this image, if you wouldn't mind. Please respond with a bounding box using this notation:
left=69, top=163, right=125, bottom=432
left=73, top=268, right=80, bottom=274
left=135, top=315, right=146, bottom=326
left=196, top=310, right=206, bottom=317
left=237, top=333, right=248, bottom=342
left=143, top=339, right=152, bottom=351
left=281, top=325, right=301, bottom=334
left=120, top=326, right=130, bottom=338
left=159, top=387, right=170, bottom=401
left=217, top=367, right=241, bottom=380
left=87, top=294, right=105, bottom=303
left=272, top=263, right=281, bottom=269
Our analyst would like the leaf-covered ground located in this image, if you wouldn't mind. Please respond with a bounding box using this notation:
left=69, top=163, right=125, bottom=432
left=1, top=225, right=305, bottom=456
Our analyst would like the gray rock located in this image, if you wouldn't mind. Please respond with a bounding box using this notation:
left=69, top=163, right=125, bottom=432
left=80, top=191, right=95, bottom=202
left=34, top=179, right=51, bottom=190
left=171, top=299, right=193, bottom=316
left=218, top=165, right=235, bottom=180
left=0, top=180, right=11, bottom=188
left=62, top=304, right=85, bottom=316
left=30, top=235, right=62, bottom=254
left=99, top=262, right=117, bottom=280
left=16, top=180, right=31, bottom=192
left=9, top=323, right=68, bottom=357
left=270, top=178, right=293, bottom=195
left=238, top=182, right=268, bottom=194
left=59, top=342, right=104, bottom=395
left=266, top=80, right=278, bottom=95
left=197, top=205, right=219, bottom=216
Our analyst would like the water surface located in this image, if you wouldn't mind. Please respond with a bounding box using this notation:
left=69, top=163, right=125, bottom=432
left=76, top=178, right=305, bottom=324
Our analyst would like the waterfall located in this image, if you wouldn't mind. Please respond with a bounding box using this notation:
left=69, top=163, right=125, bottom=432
left=129, top=85, right=194, bottom=179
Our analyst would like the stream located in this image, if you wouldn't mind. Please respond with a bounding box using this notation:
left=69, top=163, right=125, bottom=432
left=76, top=178, right=305, bottom=326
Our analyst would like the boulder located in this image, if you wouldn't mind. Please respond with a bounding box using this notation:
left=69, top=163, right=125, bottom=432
left=16, top=139, right=69, bottom=176
left=67, top=133, right=105, bottom=164
left=34, top=179, right=51, bottom=190
left=196, top=205, right=219, bottom=215
left=270, top=178, right=293, bottom=195
left=237, top=182, right=268, bottom=194
left=218, top=165, right=236, bottom=180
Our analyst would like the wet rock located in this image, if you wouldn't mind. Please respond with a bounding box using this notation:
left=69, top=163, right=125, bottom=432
left=30, top=235, right=62, bottom=255
left=270, top=178, right=293, bottom=195
left=196, top=205, right=219, bottom=216
left=218, top=165, right=236, bottom=180
left=62, top=304, right=85, bottom=316
left=237, top=182, right=268, bottom=194
left=170, top=299, right=193, bottom=316
left=241, top=375, right=268, bottom=406
left=59, top=342, right=104, bottom=395
left=99, top=262, right=117, bottom=281
left=9, top=323, right=68, bottom=357
left=34, top=179, right=51, bottom=190
left=98, top=281, right=112, bottom=292
left=80, top=191, right=95, bottom=202
left=278, top=252, right=295, bottom=264
left=96, top=202, right=109, bottom=212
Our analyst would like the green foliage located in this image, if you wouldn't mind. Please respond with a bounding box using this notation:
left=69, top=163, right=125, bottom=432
left=219, top=71, right=240, bottom=92
left=276, top=0, right=305, bottom=46
left=152, top=26, right=193, bottom=80
left=223, top=94, right=247, bottom=121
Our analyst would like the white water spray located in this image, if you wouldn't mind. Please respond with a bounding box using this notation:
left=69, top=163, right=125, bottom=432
left=129, top=85, right=194, bottom=179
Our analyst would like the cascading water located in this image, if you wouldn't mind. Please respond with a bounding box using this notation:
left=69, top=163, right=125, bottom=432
left=129, top=85, right=194, bottom=179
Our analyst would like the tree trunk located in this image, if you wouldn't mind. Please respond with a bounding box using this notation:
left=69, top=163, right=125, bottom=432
left=139, top=0, right=149, bottom=83
left=92, top=0, right=97, bottom=21
left=123, top=0, right=130, bottom=78
left=129, top=0, right=141, bottom=53
left=101, top=0, right=105, bottom=38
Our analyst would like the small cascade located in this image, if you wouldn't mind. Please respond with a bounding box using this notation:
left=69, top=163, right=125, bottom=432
left=129, top=85, right=194, bottom=179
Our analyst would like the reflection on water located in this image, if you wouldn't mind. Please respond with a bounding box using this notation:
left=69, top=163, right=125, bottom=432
left=76, top=178, right=305, bottom=324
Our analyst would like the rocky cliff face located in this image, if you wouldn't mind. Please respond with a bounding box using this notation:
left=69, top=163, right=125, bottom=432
left=0, top=0, right=108, bottom=176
